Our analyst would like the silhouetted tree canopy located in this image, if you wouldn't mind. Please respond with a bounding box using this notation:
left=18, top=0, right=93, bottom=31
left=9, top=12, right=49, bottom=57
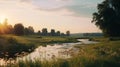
left=66, top=31, right=70, bottom=36
left=92, top=0, right=120, bottom=37
left=41, top=28, right=48, bottom=36
left=14, top=23, right=24, bottom=35
left=37, top=30, right=41, bottom=35
left=61, top=33, right=65, bottom=36
left=56, top=31, right=60, bottom=36
left=24, top=27, right=29, bottom=35
left=50, top=29, right=55, bottom=36
left=28, top=26, right=34, bottom=34
left=0, top=19, right=70, bottom=36
left=24, top=26, right=34, bottom=35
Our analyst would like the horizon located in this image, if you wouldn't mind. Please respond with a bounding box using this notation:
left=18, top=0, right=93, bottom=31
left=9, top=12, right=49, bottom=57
left=0, top=0, right=103, bottom=33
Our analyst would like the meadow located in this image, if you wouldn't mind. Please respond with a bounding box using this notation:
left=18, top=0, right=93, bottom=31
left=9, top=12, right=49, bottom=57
left=0, top=35, right=119, bottom=67
left=0, top=35, right=77, bottom=59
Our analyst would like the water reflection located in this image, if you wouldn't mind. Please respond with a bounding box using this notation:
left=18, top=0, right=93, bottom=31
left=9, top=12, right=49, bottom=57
left=18, top=39, right=98, bottom=61
left=0, top=39, right=98, bottom=66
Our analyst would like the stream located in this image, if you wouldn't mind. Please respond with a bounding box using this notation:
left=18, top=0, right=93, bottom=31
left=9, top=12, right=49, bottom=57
left=0, top=39, right=98, bottom=66
left=18, top=39, right=98, bottom=61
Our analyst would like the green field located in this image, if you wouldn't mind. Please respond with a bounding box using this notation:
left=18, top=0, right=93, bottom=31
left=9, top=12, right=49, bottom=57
left=0, top=35, right=120, bottom=67
left=12, top=39, right=119, bottom=67
left=0, top=35, right=77, bottom=58
left=0, top=35, right=77, bottom=44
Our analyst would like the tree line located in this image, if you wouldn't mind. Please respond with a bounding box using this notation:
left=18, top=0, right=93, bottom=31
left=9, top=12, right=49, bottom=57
left=0, top=19, right=70, bottom=36
left=37, top=28, right=70, bottom=36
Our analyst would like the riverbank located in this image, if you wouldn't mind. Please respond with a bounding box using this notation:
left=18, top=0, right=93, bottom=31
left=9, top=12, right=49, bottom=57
left=0, top=35, right=77, bottom=59
left=0, top=36, right=120, bottom=67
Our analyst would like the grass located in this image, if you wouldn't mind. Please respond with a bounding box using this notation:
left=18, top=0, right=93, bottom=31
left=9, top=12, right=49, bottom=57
left=0, top=36, right=35, bottom=59
left=1, top=35, right=77, bottom=45
left=0, top=35, right=120, bottom=67
left=0, top=35, right=77, bottom=59
left=4, top=37, right=120, bottom=67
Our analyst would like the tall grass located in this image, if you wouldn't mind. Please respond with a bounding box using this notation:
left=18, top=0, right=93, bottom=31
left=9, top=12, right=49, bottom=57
left=6, top=40, right=120, bottom=67
left=1, top=35, right=120, bottom=67
left=0, top=36, right=35, bottom=59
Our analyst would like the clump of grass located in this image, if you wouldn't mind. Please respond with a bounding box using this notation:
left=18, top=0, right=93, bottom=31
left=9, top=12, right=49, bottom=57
left=0, top=36, right=35, bottom=59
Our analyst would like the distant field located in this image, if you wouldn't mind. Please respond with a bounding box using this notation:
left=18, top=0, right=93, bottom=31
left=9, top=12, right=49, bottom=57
left=0, top=35, right=77, bottom=45
left=71, top=33, right=103, bottom=38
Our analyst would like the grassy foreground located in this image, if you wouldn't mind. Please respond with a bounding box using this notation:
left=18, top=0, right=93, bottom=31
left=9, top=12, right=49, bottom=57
left=6, top=38, right=120, bottom=67
left=0, top=35, right=77, bottom=58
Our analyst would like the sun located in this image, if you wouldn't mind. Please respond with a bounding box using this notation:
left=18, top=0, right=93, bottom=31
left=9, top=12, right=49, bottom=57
left=0, top=15, right=7, bottom=23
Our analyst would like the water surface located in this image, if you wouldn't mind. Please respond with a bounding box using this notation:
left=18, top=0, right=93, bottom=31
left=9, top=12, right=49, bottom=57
left=0, top=39, right=98, bottom=66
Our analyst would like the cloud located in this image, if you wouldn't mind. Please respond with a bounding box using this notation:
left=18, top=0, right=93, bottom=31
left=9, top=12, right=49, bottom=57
left=55, top=0, right=71, bottom=2
left=36, top=4, right=96, bottom=17
left=19, top=0, right=32, bottom=3
left=1, top=0, right=100, bottom=17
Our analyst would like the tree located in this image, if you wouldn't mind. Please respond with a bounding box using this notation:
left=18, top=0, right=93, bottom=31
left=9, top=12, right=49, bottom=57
left=92, top=0, right=120, bottom=37
left=14, top=23, right=24, bottom=35
left=37, top=30, right=41, bottom=35
left=61, top=33, right=65, bottom=36
left=56, top=31, right=60, bottom=36
left=66, top=31, right=70, bottom=36
left=41, top=28, right=48, bottom=36
left=50, top=29, right=55, bottom=36
left=28, top=26, right=34, bottom=34
left=24, top=27, right=29, bottom=35
left=24, top=26, right=34, bottom=35
left=6, top=25, right=13, bottom=34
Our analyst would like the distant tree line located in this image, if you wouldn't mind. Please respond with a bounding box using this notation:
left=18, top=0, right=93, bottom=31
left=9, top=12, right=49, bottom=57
left=37, top=28, right=70, bottom=36
left=0, top=19, right=70, bottom=36
left=83, top=33, right=103, bottom=37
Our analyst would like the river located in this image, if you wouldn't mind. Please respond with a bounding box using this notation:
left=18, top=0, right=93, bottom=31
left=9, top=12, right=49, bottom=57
left=18, top=39, right=98, bottom=61
left=0, top=39, right=98, bottom=66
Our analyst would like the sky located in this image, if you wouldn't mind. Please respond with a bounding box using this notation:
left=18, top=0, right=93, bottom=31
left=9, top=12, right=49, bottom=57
left=0, top=0, right=103, bottom=33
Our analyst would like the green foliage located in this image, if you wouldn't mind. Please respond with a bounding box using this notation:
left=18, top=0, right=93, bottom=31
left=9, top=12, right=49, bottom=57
left=0, top=36, right=35, bottom=58
left=4, top=37, right=120, bottom=67
left=92, top=0, right=120, bottom=37
left=24, top=26, right=34, bottom=35
left=14, top=23, right=24, bottom=36
left=50, top=29, right=56, bottom=36
left=0, top=35, right=77, bottom=59
left=66, top=31, right=70, bottom=36
left=41, top=28, right=48, bottom=36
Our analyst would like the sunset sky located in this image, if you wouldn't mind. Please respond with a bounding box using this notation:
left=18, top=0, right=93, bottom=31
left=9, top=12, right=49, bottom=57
left=0, top=0, right=103, bottom=33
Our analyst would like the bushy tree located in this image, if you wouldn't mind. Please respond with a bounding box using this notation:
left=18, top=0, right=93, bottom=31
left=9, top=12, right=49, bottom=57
left=24, top=26, right=34, bottom=35
left=28, top=26, right=34, bottom=34
left=61, top=33, right=65, bottom=36
left=41, top=28, right=48, bottom=36
left=24, top=27, right=29, bottom=35
left=92, top=0, right=120, bottom=37
left=66, top=31, right=70, bottom=36
left=56, top=31, right=60, bottom=36
left=14, top=23, right=24, bottom=35
left=50, top=29, right=56, bottom=36
left=37, top=30, right=41, bottom=35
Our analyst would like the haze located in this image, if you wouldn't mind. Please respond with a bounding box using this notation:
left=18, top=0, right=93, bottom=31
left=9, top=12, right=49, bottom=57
left=0, top=0, right=103, bottom=33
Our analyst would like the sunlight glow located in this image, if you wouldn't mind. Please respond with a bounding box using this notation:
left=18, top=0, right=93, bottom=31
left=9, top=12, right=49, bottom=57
left=0, top=15, right=6, bottom=23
